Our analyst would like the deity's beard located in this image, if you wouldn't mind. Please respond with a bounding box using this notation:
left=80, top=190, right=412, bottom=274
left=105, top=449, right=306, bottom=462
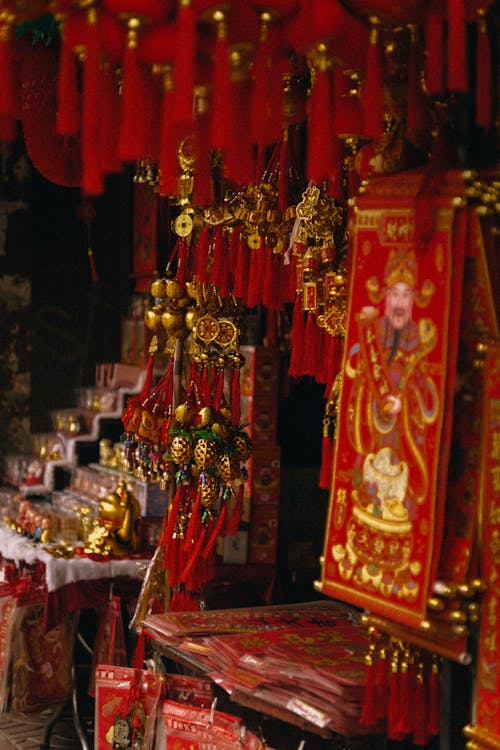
left=386, top=324, right=401, bottom=364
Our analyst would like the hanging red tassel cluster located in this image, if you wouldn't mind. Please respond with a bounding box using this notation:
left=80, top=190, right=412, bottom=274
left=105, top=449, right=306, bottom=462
left=2, top=0, right=495, bottom=200
left=359, top=632, right=442, bottom=747
left=122, top=270, right=251, bottom=612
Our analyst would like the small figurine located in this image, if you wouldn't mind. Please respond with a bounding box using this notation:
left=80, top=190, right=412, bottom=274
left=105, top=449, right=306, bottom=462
left=84, top=480, right=141, bottom=557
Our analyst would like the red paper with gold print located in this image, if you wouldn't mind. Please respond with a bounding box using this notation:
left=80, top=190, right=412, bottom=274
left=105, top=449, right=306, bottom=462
left=471, top=345, right=500, bottom=740
left=320, top=171, right=464, bottom=629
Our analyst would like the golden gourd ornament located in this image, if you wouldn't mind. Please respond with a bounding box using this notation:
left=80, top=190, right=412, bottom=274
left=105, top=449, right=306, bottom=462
left=217, top=452, right=240, bottom=482
left=150, top=278, right=168, bottom=298
left=144, top=304, right=164, bottom=333
left=233, top=431, right=252, bottom=462
left=199, top=474, right=220, bottom=507
left=193, top=437, right=218, bottom=469
left=170, top=433, right=193, bottom=466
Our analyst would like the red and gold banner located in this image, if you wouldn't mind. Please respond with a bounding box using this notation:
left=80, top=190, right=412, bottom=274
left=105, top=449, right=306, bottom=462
left=464, top=344, right=500, bottom=748
left=320, top=170, right=466, bottom=630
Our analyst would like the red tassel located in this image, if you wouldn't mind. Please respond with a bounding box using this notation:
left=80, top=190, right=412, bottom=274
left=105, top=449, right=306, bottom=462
left=361, top=21, right=384, bottom=140
left=407, top=27, right=428, bottom=134
left=250, top=16, right=272, bottom=147
left=118, top=20, right=142, bottom=162
left=87, top=248, right=98, bottom=283
left=412, top=662, right=429, bottom=747
left=387, top=659, right=403, bottom=741
left=0, top=21, right=16, bottom=119
left=394, top=654, right=413, bottom=736
left=176, top=237, right=188, bottom=285
left=210, top=18, right=235, bottom=165
left=161, top=483, right=185, bottom=550
left=375, top=646, right=389, bottom=720
left=318, top=430, right=333, bottom=490
left=202, top=504, right=227, bottom=561
left=333, top=67, right=363, bottom=139
left=100, top=64, right=121, bottom=174
left=230, top=366, right=241, bottom=426
left=210, top=225, right=228, bottom=293
left=246, top=237, right=265, bottom=308
left=232, top=228, right=249, bottom=301
left=173, top=0, right=196, bottom=126
left=229, top=75, right=254, bottom=185
left=82, top=9, right=103, bottom=196
left=288, top=296, right=305, bottom=378
left=360, top=649, right=378, bottom=727
left=212, top=368, right=224, bottom=410
left=182, top=494, right=201, bottom=554
left=447, top=0, right=467, bottom=92
left=476, top=12, right=492, bottom=129
left=180, top=524, right=207, bottom=587
left=159, top=71, right=178, bottom=197
left=196, top=224, right=211, bottom=283
left=225, top=483, right=244, bottom=537
left=193, top=115, right=213, bottom=206
left=307, top=63, right=334, bottom=185
left=424, top=4, right=445, bottom=96
left=427, top=659, right=441, bottom=736
left=56, top=24, right=80, bottom=136
left=262, top=246, right=280, bottom=310
left=132, top=629, right=146, bottom=669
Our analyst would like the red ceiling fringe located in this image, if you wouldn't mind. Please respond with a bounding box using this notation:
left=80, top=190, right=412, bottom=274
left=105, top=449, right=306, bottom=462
left=209, top=17, right=235, bottom=164
left=446, top=0, right=467, bottom=92
left=232, top=228, right=248, bottom=302
left=475, top=10, right=492, bottom=129
left=0, top=21, right=16, bottom=120
left=100, top=64, right=122, bottom=175
left=224, top=483, right=243, bottom=536
left=306, top=63, right=334, bottom=185
left=173, top=0, right=196, bottom=125
left=361, top=20, right=384, bottom=140
left=195, top=223, right=211, bottom=283
left=118, top=19, right=142, bottom=162
left=82, top=9, right=104, bottom=195
left=407, top=26, right=428, bottom=134
left=424, top=3, right=444, bottom=96
left=56, top=24, right=80, bottom=136
left=158, top=74, right=178, bottom=197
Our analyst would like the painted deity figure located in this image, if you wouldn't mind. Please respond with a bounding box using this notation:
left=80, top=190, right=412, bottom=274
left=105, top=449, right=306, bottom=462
left=333, top=247, right=440, bottom=599
left=346, top=247, right=439, bottom=519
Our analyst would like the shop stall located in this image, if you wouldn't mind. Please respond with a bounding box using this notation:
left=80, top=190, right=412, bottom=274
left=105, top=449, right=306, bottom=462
left=0, top=1, right=499, bottom=749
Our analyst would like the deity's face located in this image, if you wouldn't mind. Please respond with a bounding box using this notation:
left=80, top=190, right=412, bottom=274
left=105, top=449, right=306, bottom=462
left=385, top=281, right=414, bottom=330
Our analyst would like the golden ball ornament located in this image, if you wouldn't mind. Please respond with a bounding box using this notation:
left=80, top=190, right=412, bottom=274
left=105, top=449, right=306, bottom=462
left=175, top=403, right=193, bottom=425
left=150, top=278, right=168, bottom=298
left=185, top=308, right=198, bottom=331
left=144, top=304, right=164, bottom=333
left=195, top=406, right=214, bottom=428
left=193, top=437, right=218, bottom=469
left=166, top=279, right=184, bottom=300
